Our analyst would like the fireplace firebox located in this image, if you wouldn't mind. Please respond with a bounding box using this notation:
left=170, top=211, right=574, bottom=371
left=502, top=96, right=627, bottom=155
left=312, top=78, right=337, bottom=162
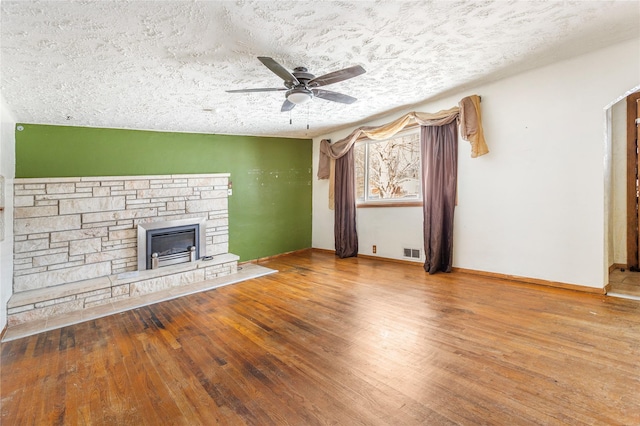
left=137, top=218, right=207, bottom=271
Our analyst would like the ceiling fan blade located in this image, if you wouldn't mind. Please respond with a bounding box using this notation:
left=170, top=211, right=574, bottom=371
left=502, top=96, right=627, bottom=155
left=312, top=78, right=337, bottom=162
left=258, top=57, right=300, bottom=85
left=313, top=89, right=357, bottom=104
left=226, top=88, right=287, bottom=93
left=281, top=99, right=296, bottom=112
left=309, top=65, right=366, bottom=88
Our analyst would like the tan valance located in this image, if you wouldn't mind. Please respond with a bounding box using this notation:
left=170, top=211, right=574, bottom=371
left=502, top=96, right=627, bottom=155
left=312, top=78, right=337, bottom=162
left=318, top=95, right=488, bottom=180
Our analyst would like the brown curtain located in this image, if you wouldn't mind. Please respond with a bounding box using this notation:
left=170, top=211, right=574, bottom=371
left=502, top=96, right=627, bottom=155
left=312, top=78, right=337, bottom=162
left=421, top=121, right=458, bottom=274
left=334, top=146, right=358, bottom=258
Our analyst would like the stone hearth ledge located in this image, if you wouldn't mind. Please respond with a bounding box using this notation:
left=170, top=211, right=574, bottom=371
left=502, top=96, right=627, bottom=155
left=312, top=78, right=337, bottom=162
left=2, top=262, right=277, bottom=342
left=7, top=253, right=240, bottom=326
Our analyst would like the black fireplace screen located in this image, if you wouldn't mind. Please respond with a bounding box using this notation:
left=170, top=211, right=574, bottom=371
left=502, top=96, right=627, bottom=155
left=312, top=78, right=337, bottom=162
left=146, top=224, right=199, bottom=269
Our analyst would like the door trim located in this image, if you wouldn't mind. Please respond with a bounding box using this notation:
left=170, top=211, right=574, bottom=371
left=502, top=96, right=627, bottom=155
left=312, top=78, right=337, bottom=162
left=625, top=91, right=640, bottom=268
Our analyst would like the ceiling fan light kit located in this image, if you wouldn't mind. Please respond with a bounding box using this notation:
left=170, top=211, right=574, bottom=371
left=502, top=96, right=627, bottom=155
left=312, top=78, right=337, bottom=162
left=286, top=89, right=313, bottom=105
left=227, top=57, right=365, bottom=112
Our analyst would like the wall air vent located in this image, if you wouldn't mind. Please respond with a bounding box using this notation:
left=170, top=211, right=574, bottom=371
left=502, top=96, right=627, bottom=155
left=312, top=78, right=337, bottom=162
left=403, top=248, right=421, bottom=259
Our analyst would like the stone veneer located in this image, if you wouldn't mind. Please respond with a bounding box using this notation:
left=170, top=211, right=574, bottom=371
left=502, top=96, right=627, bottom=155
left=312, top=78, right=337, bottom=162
left=8, top=173, right=237, bottom=326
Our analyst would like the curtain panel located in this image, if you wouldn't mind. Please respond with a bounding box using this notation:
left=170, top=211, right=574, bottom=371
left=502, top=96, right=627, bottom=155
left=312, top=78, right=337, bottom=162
left=334, top=148, right=358, bottom=258
left=421, top=122, right=458, bottom=273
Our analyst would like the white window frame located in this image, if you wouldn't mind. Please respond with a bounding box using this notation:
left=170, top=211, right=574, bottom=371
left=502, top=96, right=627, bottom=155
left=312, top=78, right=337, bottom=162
left=355, top=127, right=422, bottom=207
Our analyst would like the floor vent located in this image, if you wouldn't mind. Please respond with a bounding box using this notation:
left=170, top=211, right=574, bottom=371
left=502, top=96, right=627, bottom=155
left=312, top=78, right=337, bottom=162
left=403, top=248, right=421, bottom=259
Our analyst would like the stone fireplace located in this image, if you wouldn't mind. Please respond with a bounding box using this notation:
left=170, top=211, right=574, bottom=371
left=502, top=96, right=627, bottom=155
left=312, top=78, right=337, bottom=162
left=8, top=173, right=238, bottom=326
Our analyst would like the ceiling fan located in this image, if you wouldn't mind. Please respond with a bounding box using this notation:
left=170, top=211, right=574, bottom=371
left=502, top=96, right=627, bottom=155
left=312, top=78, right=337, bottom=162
left=226, top=57, right=366, bottom=112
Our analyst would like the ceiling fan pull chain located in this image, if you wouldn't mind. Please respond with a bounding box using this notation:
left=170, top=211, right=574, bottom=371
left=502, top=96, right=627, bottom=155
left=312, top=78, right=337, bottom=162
left=289, top=110, right=292, bottom=125
left=307, top=104, right=310, bottom=130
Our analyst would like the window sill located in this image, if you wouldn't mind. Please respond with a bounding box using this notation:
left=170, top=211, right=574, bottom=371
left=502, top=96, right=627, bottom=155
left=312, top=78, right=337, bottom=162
left=357, top=201, right=422, bottom=208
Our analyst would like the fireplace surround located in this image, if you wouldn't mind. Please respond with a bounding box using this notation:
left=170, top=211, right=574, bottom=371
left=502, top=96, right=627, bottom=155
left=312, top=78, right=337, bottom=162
left=8, top=173, right=237, bottom=326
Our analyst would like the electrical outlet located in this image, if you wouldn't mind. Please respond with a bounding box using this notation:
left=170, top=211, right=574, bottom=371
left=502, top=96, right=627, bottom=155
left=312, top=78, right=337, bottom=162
left=372, top=245, right=377, bottom=253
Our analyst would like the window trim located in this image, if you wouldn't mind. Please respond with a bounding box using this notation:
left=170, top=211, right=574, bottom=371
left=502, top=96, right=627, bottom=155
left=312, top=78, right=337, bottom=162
left=355, top=125, right=422, bottom=208
left=357, top=201, right=422, bottom=208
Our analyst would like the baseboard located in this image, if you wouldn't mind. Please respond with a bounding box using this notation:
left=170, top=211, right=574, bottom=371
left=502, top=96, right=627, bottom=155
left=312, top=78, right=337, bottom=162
left=242, top=248, right=313, bottom=265
left=311, top=248, right=423, bottom=266
left=312, top=248, right=336, bottom=255
left=356, top=253, right=423, bottom=266
left=451, top=267, right=606, bottom=295
left=311, top=248, right=605, bottom=294
left=609, top=263, right=627, bottom=273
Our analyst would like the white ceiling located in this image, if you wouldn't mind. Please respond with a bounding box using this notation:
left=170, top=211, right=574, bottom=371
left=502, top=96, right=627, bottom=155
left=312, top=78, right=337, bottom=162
left=1, top=1, right=638, bottom=139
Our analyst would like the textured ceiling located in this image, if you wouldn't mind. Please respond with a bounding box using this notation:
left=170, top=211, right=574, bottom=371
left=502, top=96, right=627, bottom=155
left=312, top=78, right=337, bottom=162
left=1, top=1, right=638, bottom=139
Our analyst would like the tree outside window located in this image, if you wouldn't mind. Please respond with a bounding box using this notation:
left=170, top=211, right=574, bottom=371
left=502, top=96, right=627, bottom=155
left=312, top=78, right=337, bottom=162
left=355, top=130, right=421, bottom=205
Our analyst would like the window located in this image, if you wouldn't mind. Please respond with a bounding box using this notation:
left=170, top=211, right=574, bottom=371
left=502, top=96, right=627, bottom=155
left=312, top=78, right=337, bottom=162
left=355, top=128, right=422, bottom=206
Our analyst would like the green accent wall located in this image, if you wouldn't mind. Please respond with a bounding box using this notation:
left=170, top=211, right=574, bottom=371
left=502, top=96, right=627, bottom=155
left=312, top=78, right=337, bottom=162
left=15, top=124, right=312, bottom=261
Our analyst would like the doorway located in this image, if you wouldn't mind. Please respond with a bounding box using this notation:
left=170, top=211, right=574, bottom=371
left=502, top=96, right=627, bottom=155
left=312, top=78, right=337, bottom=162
left=626, top=91, right=640, bottom=270
left=609, top=91, right=640, bottom=300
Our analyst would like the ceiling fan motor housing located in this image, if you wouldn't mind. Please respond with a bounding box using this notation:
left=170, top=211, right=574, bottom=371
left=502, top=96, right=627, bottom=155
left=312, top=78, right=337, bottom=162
left=284, top=67, right=315, bottom=88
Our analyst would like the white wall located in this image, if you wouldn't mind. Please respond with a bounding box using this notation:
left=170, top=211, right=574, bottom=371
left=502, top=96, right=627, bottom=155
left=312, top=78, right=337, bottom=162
left=313, top=39, right=640, bottom=290
left=1, top=96, right=16, bottom=330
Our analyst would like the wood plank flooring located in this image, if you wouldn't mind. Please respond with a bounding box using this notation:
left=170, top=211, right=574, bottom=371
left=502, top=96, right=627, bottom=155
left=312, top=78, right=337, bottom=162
left=609, top=268, right=640, bottom=299
left=2, top=250, right=639, bottom=425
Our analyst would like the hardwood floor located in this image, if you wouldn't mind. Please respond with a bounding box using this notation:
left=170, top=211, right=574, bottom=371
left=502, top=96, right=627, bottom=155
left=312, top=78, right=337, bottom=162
left=2, top=250, right=639, bottom=425
left=609, top=267, right=640, bottom=299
